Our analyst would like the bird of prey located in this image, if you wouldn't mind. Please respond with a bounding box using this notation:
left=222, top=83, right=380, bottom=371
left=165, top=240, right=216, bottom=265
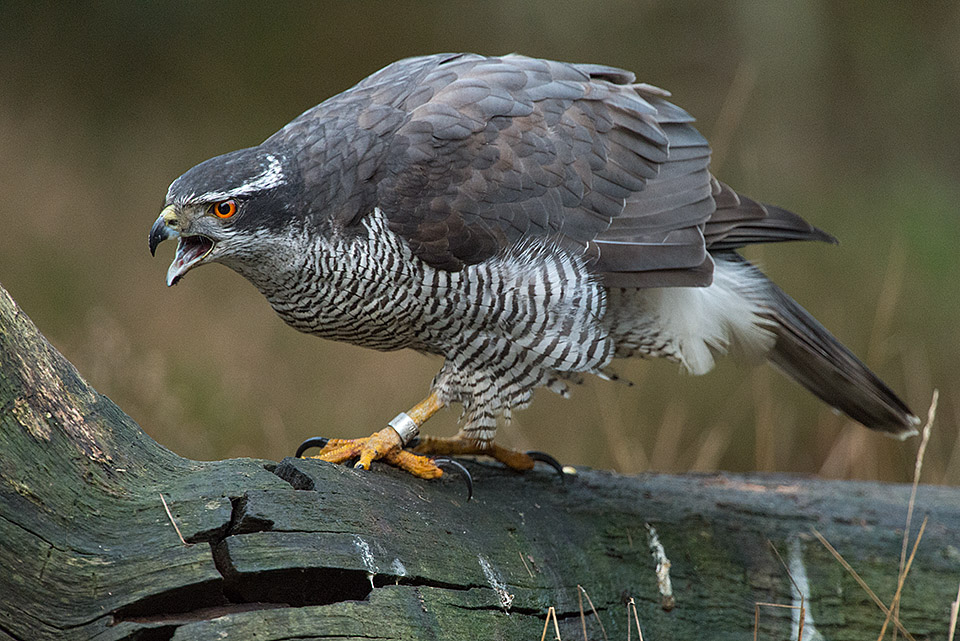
left=150, top=53, right=918, bottom=479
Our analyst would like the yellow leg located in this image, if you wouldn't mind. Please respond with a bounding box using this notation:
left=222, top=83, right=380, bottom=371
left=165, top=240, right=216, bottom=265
left=411, top=436, right=537, bottom=471
left=406, top=392, right=445, bottom=425
left=309, top=392, right=446, bottom=479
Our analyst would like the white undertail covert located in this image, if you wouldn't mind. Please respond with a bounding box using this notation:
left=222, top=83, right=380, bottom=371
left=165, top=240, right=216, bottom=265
left=615, top=257, right=776, bottom=375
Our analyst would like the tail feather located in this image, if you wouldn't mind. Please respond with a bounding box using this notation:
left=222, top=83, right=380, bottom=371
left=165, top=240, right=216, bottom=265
left=763, top=284, right=919, bottom=438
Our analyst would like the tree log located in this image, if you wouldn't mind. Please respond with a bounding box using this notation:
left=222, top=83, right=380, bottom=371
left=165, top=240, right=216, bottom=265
left=0, top=283, right=956, bottom=641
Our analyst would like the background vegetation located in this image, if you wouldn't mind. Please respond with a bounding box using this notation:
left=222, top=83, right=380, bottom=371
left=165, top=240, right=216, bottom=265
left=1, top=2, right=956, bottom=484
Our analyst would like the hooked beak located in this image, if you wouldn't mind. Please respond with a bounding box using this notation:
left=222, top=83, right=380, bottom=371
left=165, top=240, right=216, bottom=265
left=149, top=205, right=177, bottom=256
left=149, top=204, right=215, bottom=287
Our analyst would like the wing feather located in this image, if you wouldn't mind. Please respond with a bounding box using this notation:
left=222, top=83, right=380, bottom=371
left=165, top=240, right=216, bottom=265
left=704, top=180, right=837, bottom=249
left=283, top=53, right=835, bottom=286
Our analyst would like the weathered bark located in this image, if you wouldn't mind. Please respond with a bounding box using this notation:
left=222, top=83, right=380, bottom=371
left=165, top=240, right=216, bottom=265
left=0, top=282, right=955, bottom=641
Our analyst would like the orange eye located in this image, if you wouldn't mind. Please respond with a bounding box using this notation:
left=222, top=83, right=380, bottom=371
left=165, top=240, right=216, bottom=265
left=212, top=199, right=237, bottom=219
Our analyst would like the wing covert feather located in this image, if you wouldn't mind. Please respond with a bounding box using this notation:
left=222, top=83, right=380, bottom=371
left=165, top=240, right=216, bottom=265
left=281, top=53, right=836, bottom=287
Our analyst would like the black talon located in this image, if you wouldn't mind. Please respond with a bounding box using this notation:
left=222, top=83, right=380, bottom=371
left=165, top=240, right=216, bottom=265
left=525, top=450, right=567, bottom=483
left=434, top=457, right=473, bottom=501
left=295, top=436, right=330, bottom=458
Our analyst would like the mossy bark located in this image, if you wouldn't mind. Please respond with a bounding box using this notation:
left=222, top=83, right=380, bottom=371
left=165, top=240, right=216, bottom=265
left=0, top=283, right=956, bottom=641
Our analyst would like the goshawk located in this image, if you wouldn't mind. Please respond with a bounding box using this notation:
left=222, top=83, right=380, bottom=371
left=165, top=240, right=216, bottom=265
left=150, top=53, right=918, bottom=478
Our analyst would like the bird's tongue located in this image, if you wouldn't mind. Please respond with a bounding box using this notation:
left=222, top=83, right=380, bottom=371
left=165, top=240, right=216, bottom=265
left=166, top=236, right=213, bottom=287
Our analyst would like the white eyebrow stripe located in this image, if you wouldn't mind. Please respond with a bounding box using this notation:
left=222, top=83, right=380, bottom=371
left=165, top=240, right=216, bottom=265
left=194, top=154, right=286, bottom=202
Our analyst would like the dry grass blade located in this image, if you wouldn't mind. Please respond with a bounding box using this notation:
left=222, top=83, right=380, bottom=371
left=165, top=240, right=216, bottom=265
left=877, top=516, right=928, bottom=640
left=766, top=541, right=805, bottom=641
left=540, top=606, right=561, bottom=641
left=892, top=389, right=937, bottom=641
left=811, top=528, right=916, bottom=641
left=948, top=582, right=959, bottom=641
left=519, top=551, right=534, bottom=578
left=709, top=60, right=756, bottom=173
left=866, top=242, right=906, bottom=364
left=899, top=390, right=937, bottom=571
left=593, top=370, right=651, bottom=474
left=754, top=603, right=759, bottom=641
left=159, top=492, right=193, bottom=547
left=577, top=585, right=608, bottom=641
left=578, top=585, right=587, bottom=641
left=754, top=603, right=803, bottom=641
left=626, top=597, right=644, bottom=641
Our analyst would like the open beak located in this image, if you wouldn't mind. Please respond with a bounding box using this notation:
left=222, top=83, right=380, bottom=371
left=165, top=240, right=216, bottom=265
left=149, top=205, right=215, bottom=287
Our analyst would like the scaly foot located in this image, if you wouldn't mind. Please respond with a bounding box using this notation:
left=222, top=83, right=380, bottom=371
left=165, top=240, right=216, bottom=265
left=307, top=426, right=444, bottom=479
left=411, top=436, right=566, bottom=479
left=292, top=391, right=562, bottom=491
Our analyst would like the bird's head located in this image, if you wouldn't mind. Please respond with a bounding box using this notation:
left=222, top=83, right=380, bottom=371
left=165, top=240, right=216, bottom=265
left=149, top=147, right=299, bottom=286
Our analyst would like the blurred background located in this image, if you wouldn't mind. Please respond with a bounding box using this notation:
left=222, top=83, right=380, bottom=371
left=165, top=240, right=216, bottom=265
left=0, top=2, right=956, bottom=484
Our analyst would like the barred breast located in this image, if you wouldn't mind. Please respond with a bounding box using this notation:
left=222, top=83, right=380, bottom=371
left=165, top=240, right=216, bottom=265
left=234, top=208, right=615, bottom=441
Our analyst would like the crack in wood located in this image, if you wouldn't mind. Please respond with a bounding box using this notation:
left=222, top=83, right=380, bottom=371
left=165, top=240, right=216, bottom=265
left=112, top=525, right=529, bottom=630
left=227, top=494, right=276, bottom=536
left=0, top=512, right=59, bottom=550
left=110, top=579, right=231, bottom=624
left=0, top=622, right=30, bottom=641
left=36, top=545, right=53, bottom=582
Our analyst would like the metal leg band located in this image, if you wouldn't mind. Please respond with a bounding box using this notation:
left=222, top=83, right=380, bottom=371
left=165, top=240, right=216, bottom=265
left=388, top=412, right=420, bottom=446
